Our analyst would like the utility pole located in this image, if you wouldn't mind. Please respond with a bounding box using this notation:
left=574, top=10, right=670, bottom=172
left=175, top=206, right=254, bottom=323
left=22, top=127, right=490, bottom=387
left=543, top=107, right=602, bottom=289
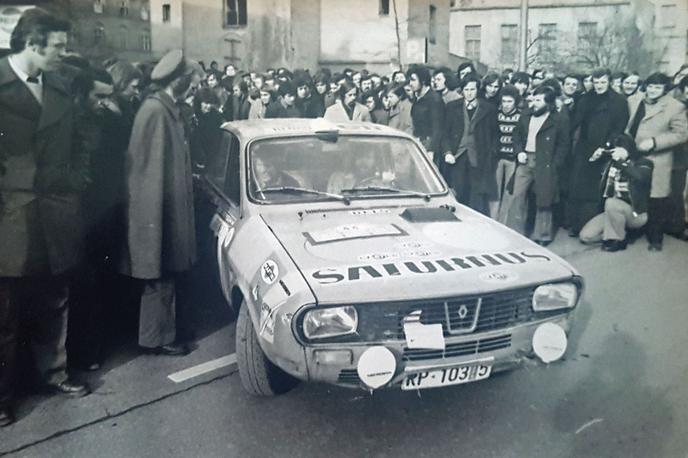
left=518, top=0, right=528, bottom=71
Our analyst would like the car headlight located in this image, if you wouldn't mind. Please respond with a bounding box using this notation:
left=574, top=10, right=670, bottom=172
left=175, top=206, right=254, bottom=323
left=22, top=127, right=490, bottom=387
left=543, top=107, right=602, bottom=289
left=303, top=306, right=358, bottom=340
left=532, top=282, right=578, bottom=311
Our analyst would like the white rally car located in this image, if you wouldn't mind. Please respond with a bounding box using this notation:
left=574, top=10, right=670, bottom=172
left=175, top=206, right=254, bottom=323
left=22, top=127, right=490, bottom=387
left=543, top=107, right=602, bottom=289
left=200, top=119, right=583, bottom=395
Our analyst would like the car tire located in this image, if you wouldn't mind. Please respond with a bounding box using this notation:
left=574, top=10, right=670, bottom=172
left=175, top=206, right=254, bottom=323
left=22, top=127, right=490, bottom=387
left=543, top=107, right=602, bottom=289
left=236, top=301, right=299, bottom=396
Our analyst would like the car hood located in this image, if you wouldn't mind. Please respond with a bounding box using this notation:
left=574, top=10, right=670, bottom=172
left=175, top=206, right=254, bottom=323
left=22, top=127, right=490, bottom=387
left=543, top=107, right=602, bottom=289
left=261, top=204, right=577, bottom=304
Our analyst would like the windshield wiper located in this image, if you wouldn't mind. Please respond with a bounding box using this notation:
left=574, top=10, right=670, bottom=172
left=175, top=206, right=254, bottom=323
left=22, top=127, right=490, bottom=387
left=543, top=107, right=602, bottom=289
left=340, top=186, right=431, bottom=201
left=258, top=186, right=351, bottom=204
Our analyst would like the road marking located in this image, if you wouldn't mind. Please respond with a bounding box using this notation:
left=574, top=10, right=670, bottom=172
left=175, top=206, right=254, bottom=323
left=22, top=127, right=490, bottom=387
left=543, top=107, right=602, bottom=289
left=167, top=354, right=237, bottom=383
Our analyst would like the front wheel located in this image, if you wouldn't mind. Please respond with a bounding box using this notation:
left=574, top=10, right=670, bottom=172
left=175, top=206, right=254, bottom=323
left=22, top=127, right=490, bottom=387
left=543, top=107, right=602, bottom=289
left=235, top=301, right=299, bottom=396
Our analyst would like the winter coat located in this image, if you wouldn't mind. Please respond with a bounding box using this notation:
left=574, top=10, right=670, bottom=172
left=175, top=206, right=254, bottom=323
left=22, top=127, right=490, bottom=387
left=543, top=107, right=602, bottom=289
left=569, top=90, right=630, bottom=202
left=388, top=99, right=413, bottom=135
left=0, top=57, right=87, bottom=276
left=120, top=91, right=196, bottom=279
left=512, top=110, right=571, bottom=207
left=443, top=99, right=499, bottom=198
left=627, top=94, right=688, bottom=198
left=411, top=88, right=445, bottom=154
left=324, top=100, right=371, bottom=122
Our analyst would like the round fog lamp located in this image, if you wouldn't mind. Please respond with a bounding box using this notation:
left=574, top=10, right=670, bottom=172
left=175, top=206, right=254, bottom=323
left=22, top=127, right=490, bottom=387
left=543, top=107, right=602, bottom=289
left=532, top=322, right=567, bottom=363
left=356, top=346, right=396, bottom=389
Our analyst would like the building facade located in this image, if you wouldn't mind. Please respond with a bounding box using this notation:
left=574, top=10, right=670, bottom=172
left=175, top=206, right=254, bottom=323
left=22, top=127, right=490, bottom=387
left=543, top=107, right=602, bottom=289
left=651, top=0, right=688, bottom=73
left=448, top=0, right=683, bottom=74
left=67, top=0, right=152, bottom=62
left=148, top=0, right=461, bottom=73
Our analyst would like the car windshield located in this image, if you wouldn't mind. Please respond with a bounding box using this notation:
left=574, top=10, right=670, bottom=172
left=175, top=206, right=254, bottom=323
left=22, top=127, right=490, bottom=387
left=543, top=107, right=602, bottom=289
left=248, top=135, right=445, bottom=203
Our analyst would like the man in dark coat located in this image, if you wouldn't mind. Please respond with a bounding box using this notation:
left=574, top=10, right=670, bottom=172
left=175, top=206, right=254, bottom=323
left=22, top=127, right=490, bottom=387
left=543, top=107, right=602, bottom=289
left=505, top=86, right=570, bottom=244
left=0, top=8, right=90, bottom=427
left=442, top=74, right=499, bottom=215
left=567, top=68, right=629, bottom=235
left=407, top=66, right=445, bottom=167
left=120, top=50, right=200, bottom=356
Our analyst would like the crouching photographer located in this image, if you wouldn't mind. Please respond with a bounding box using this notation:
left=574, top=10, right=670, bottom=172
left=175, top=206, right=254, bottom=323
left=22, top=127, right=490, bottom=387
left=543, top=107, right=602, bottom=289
left=579, top=135, right=653, bottom=252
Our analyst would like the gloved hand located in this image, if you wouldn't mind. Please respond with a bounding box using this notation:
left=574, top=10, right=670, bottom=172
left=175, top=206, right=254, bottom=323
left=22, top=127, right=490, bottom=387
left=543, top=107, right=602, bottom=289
left=444, top=153, right=456, bottom=165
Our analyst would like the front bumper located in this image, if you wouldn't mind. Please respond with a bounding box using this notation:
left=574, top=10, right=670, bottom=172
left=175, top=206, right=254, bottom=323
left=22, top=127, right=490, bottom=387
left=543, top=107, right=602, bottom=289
left=302, top=312, right=575, bottom=390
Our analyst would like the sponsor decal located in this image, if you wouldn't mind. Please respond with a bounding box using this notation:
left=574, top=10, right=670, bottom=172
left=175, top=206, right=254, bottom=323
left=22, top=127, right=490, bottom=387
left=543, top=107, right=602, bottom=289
left=357, top=249, right=441, bottom=262
left=479, top=270, right=519, bottom=283
left=260, top=260, right=279, bottom=285
left=311, top=250, right=552, bottom=285
left=303, top=224, right=407, bottom=245
left=349, top=208, right=392, bottom=216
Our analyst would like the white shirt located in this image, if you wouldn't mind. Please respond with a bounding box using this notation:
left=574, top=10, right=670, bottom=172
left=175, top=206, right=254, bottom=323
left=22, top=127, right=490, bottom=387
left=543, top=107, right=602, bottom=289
left=525, top=112, right=549, bottom=153
left=8, top=55, right=43, bottom=105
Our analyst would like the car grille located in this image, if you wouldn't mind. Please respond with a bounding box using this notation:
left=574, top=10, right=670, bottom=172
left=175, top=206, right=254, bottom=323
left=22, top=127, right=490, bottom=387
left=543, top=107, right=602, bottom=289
left=402, top=334, right=512, bottom=361
left=335, top=334, right=512, bottom=385
left=348, top=287, right=552, bottom=342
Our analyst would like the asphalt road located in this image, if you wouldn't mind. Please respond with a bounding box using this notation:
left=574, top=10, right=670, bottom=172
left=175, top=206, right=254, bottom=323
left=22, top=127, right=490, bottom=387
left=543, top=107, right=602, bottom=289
left=1, top=233, right=687, bottom=458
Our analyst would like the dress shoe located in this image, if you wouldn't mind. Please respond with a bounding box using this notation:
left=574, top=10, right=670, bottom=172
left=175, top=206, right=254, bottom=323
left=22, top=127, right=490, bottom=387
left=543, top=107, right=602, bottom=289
left=602, top=239, right=627, bottom=252
left=46, top=379, right=90, bottom=398
left=0, top=406, right=15, bottom=427
left=667, top=231, right=688, bottom=241
left=535, top=240, right=552, bottom=247
left=141, top=343, right=190, bottom=356
left=648, top=242, right=663, bottom=251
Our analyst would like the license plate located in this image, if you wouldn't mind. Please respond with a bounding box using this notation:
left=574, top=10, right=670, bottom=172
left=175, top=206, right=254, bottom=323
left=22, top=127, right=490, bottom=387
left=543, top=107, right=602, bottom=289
left=401, top=363, right=492, bottom=390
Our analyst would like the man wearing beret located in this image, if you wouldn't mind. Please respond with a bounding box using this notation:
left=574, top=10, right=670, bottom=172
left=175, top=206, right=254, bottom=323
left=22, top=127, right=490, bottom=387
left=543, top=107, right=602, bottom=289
left=120, top=50, right=202, bottom=356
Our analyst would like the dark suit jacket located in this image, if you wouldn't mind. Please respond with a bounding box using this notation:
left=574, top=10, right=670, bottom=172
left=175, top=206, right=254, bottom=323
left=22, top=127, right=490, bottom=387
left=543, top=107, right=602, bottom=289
left=0, top=56, right=86, bottom=276
left=411, top=88, right=445, bottom=154
left=569, top=90, right=629, bottom=201
left=443, top=99, right=499, bottom=197
left=513, top=110, right=571, bottom=207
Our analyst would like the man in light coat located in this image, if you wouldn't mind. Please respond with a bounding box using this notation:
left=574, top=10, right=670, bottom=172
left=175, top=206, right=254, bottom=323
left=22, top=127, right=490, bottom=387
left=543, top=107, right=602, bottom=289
left=121, top=50, right=201, bottom=355
left=626, top=72, right=688, bottom=251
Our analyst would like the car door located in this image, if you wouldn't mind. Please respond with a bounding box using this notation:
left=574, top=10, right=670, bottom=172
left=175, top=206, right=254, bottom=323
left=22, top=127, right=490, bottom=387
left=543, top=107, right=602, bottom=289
left=205, top=132, right=242, bottom=305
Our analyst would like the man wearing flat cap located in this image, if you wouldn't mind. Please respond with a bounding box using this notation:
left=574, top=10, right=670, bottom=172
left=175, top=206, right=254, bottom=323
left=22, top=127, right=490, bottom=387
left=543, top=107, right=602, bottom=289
left=120, top=49, right=202, bottom=356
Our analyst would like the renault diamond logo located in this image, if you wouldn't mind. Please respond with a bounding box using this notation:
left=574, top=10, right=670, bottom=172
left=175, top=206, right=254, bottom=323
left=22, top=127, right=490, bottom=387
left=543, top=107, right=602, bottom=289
left=457, top=304, right=469, bottom=319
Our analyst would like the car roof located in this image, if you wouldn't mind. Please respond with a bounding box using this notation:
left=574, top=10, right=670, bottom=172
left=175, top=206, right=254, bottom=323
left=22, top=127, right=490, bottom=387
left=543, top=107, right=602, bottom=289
left=220, top=118, right=414, bottom=142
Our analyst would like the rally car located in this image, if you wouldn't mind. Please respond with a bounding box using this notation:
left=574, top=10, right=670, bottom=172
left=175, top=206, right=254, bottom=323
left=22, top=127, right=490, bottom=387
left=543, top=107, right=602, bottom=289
left=200, top=118, right=583, bottom=396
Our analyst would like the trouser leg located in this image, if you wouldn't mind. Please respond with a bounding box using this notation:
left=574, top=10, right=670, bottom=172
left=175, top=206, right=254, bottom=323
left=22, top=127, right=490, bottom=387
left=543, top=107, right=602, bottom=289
left=579, top=213, right=605, bottom=243
left=532, top=208, right=553, bottom=241
left=26, top=275, right=70, bottom=385
left=0, top=279, right=20, bottom=409
left=647, top=198, right=669, bottom=244
left=504, top=161, right=535, bottom=235
left=450, top=155, right=471, bottom=206
left=138, top=276, right=176, bottom=348
left=601, top=198, right=632, bottom=241
left=666, top=168, right=687, bottom=234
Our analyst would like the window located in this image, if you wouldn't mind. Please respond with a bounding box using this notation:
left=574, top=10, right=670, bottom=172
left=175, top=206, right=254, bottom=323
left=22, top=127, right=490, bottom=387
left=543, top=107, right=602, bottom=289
left=538, top=23, right=557, bottom=61
left=465, top=25, right=481, bottom=61
left=224, top=0, right=247, bottom=27
left=119, top=25, right=128, bottom=49
left=379, top=0, right=390, bottom=16
left=162, top=4, right=171, bottom=23
left=119, top=0, right=129, bottom=16
left=141, top=32, right=151, bottom=51
left=429, top=5, right=437, bottom=45
left=660, top=4, right=677, bottom=28
left=500, top=24, right=518, bottom=65
left=93, top=0, right=104, bottom=14
left=577, top=21, right=597, bottom=50
left=94, top=22, right=105, bottom=44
